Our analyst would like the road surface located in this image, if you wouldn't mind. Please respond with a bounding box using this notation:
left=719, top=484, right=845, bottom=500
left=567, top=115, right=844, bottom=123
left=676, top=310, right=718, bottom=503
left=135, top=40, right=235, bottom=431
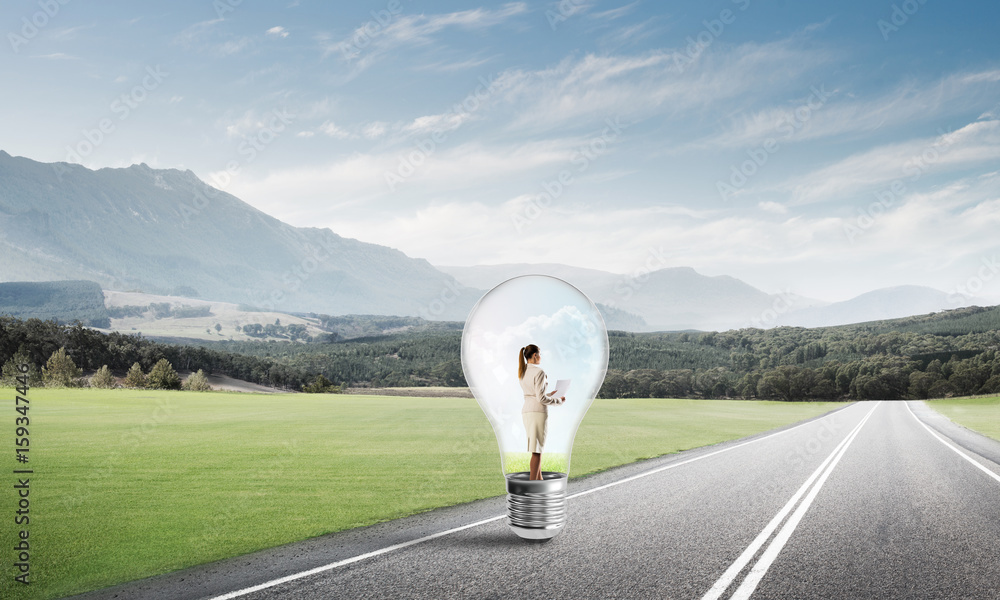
left=75, top=401, right=1000, bottom=600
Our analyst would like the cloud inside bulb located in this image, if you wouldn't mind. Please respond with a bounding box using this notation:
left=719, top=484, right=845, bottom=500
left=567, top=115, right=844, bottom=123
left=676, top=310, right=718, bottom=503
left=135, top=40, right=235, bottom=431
left=465, top=298, right=608, bottom=468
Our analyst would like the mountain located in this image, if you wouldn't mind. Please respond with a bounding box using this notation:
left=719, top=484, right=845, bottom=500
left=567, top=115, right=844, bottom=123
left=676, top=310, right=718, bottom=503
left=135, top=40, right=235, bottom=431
left=0, top=151, right=476, bottom=319
left=439, top=263, right=787, bottom=330
left=775, top=286, right=958, bottom=328
left=439, top=264, right=965, bottom=331
left=0, top=151, right=967, bottom=333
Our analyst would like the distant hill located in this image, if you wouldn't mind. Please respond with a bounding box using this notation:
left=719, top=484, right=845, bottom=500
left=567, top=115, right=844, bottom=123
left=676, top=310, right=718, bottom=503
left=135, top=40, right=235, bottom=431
left=0, top=280, right=109, bottom=327
left=101, top=289, right=466, bottom=343
left=774, top=286, right=957, bottom=328
left=845, top=303, right=1000, bottom=336
left=0, top=151, right=475, bottom=320
left=440, top=264, right=968, bottom=331
left=0, top=150, right=970, bottom=333
left=440, top=263, right=809, bottom=330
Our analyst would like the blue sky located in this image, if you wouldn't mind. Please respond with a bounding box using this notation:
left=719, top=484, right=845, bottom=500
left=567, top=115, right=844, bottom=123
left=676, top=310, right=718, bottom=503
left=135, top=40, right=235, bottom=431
left=3, top=0, right=1000, bottom=302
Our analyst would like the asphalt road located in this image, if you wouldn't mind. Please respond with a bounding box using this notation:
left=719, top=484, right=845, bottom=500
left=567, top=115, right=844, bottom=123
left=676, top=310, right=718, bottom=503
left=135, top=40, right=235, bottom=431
left=76, top=401, right=1000, bottom=600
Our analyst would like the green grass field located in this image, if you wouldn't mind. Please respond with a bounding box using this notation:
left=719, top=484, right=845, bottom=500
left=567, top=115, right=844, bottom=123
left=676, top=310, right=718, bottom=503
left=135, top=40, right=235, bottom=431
left=1, top=388, right=842, bottom=599
left=925, top=396, right=1000, bottom=441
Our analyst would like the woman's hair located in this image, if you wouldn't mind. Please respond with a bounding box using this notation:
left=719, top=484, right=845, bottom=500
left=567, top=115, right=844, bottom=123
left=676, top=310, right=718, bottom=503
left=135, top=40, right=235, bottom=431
left=518, top=344, right=539, bottom=380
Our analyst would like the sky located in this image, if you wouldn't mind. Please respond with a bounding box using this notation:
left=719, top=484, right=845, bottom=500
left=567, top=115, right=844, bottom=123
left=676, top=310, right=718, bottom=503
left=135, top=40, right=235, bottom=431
left=3, top=0, right=1000, bottom=303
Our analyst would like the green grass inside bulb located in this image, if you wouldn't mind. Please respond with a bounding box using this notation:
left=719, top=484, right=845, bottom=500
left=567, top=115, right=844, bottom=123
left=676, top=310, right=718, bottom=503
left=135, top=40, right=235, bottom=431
left=502, top=451, right=569, bottom=474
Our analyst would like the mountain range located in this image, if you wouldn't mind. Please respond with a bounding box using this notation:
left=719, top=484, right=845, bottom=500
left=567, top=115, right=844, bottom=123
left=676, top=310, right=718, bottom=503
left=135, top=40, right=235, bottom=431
left=0, top=150, right=476, bottom=320
left=437, top=264, right=971, bottom=331
left=0, top=150, right=978, bottom=332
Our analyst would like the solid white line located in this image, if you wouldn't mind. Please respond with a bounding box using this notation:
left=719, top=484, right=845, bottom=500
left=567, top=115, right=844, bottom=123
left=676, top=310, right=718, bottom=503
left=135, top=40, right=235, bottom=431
left=700, top=402, right=877, bottom=600
left=728, top=401, right=879, bottom=600
left=905, top=401, right=1000, bottom=485
left=206, top=515, right=506, bottom=600
left=568, top=406, right=852, bottom=501
left=206, top=405, right=853, bottom=600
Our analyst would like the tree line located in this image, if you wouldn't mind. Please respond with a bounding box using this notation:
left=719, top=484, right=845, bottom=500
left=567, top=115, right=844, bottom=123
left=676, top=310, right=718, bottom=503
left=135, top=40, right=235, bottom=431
left=216, top=305, right=1000, bottom=400
left=4, top=303, right=1000, bottom=399
left=0, top=315, right=315, bottom=390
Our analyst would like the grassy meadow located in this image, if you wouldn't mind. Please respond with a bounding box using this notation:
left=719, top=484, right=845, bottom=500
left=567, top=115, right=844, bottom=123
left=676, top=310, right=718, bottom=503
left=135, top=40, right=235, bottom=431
left=1, top=388, right=843, bottom=599
left=926, top=396, right=1000, bottom=441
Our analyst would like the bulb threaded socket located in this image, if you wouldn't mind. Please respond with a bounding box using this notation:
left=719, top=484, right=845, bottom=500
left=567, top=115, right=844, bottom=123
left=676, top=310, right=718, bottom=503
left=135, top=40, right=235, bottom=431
left=505, top=472, right=568, bottom=540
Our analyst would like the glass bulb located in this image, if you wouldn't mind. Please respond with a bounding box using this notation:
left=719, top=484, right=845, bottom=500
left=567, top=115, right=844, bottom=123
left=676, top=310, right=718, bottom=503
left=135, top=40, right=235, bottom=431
left=461, top=274, right=609, bottom=540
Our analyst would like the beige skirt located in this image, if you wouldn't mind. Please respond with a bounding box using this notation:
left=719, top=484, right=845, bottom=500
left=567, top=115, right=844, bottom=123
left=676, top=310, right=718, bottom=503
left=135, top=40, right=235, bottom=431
left=523, top=412, right=548, bottom=453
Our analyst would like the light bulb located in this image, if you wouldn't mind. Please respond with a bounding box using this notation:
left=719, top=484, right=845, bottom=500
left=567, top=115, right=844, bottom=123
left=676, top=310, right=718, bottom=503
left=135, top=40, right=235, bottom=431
left=461, top=274, right=609, bottom=541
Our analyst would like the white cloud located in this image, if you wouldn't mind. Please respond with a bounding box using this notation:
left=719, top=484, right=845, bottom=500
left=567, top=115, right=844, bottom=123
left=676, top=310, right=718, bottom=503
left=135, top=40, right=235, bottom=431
left=414, top=56, right=494, bottom=72
left=222, top=109, right=294, bottom=138
left=32, top=53, right=79, bottom=60
left=325, top=3, right=528, bottom=75
left=697, top=68, right=1000, bottom=150
left=294, top=169, right=1000, bottom=303
left=174, top=18, right=252, bottom=55
left=295, top=131, right=315, bottom=138
left=362, top=121, right=389, bottom=139
left=218, top=136, right=597, bottom=230
left=319, top=121, right=354, bottom=139
left=961, top=69, right=1000, bottom=84
left=496, top=38, right=830, bottom=132
left=266, top=26, right=289, bottom=38
left=403, top=112, right=472, bottom=135
left=298, top=98, right=337, bottom=119
left=758, top=201, right=788, bottom=214
left=777, top=119, right=1000, bottom=205
left=590, top=1, right=641, bottom=21
left=217, top=37, right=251, bottom=55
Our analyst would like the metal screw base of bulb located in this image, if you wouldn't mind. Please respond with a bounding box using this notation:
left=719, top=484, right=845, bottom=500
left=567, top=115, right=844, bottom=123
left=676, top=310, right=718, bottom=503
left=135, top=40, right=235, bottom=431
left=505, top=471, right=567, bottom=541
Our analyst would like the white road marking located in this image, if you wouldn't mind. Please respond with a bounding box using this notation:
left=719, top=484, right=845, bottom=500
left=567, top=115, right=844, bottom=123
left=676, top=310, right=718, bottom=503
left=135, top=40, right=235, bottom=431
left=701, top=402, right=879, bottom=600
left=568, top=407, right=849, bottom=500
left=727, top=401, right=879, bottom=600
left=206, top=515, right=507, bottom=600
left=905, top=401, right=1000, bottom=485
left=205, top=405, right=853, bottom=600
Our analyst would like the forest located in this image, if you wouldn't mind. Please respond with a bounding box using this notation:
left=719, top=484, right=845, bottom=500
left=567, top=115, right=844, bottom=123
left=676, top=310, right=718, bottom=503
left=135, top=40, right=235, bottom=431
left=0, top=315, right=312, bottom=390
left=3, top=304, right=1000, bottom=400
left=216, top=305, right=1000, bottom=400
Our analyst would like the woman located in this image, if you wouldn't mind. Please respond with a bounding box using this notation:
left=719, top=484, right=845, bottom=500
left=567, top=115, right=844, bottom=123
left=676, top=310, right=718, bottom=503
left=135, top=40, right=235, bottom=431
left=518, top=344, right=566, bottom=480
